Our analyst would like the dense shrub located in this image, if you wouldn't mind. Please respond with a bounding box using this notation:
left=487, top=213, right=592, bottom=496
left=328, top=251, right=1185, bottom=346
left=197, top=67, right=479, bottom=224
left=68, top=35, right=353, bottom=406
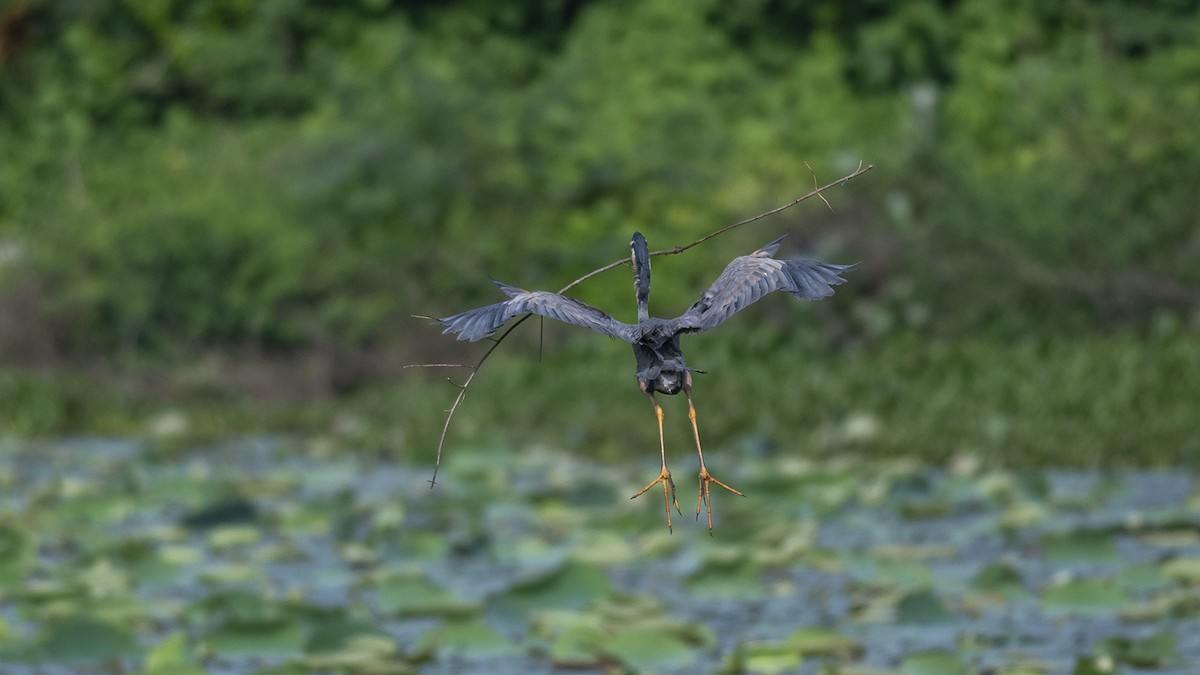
left=0, top=0, right=1196, bottom=360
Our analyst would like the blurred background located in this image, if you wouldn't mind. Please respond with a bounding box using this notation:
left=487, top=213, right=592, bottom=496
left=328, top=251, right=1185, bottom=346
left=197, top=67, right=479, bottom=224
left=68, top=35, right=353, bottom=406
left=3, top=2, right=1200, bottom=671
left=1, top=0, right=1197, bottom=467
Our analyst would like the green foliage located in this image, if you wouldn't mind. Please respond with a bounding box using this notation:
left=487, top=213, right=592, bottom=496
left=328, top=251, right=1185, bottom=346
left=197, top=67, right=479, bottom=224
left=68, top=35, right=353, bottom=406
left=4, top=0, right=1195, bottom=356
left=0, top=0, right=1197, bottom=452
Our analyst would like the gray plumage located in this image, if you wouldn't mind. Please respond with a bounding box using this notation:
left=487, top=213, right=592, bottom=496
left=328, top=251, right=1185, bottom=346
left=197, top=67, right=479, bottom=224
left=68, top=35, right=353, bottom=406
left=436, top=232, right=854, bottom=372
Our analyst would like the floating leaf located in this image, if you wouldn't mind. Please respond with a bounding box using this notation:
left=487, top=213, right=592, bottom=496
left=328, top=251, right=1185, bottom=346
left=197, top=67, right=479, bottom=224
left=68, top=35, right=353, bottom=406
left=571, top=530, right=635, bottom=565
left=1115, top=561, right=1170, bottom=592
left=1042, top=578, right=1128, bottom=614
left=207, top=524, right=262, bottom=549
left=199, top=588, right=287, bottom=626
left=34, top=616, right=139, bottom=663
left=1044, top=530, right=1117, bottom=563
left=900, top=650, right=971, bottom=675
left=395, top=530, right=451, bottom=561
left=683, top=552, right=764, bottom=600
left=1094, top=631, right=1178, bottom=668
left=491, top=560, right=613, bottom=618
left=970, top=561, right=1024, bottom=594
left=535, top=611, right=606, bottom=665
left=896, top=588, right=953, bottom=624
left=305, top=614, right=391, bottom=653
left=181, top=497, right=257, bottom=529
left=78, top=558, right=130, bottom=598
left=603, top=626, right=695, bottom=670
left=108, top=536, right=185, bottom=586
left=197, top=562, right=266, bottom=584
left=375, top=569, right=476, bottom=617
left=1000, top=501, right=1049, bottom=530
left=191, top=589, right=306, bottom=657
left=739, top=643, right=803, bottom=675
left=1072, top=655, right=1117, bottom=675
left=203, top=620, right=306, bottom=657
left=1138, top=528, right=1200, bottom=548
left=846, top=554, right=933, bottom=590
left=0, top=522, right=33, bottom=585
left=301, top=635, right=407, bottom=673
left=414, top=619, right=518, bottom=657
left=783, top=626, right=861, bottom=659
left=144, top=632, right=206, bottom=675
left=1161, top=557, right=1200, bottom=585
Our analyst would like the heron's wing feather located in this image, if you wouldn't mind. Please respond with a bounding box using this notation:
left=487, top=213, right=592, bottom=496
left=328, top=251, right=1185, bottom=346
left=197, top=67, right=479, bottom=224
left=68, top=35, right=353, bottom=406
left=437, top=282, right=635, bottom=342
left=671, top=242, right=854, bottom=334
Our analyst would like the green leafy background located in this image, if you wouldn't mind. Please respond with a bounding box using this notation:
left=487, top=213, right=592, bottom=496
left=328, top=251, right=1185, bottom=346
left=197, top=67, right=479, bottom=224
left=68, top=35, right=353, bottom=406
left=1, top=0, right=1198, bottom=671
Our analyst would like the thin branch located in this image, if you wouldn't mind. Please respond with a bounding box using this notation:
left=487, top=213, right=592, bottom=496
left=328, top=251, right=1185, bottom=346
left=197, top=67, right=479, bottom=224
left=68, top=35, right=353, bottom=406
left=422, top=162, right=873, bottom=487
left=426, top=316, right=532, bottom=487
left=806, top=161, right=834, bottom=213
left=557, top=162, right=872, bottom=294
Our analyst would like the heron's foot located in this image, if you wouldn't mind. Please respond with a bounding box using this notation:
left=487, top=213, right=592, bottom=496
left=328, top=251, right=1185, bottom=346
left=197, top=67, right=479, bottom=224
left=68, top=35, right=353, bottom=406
left=631, top=466, right=682, bottom=532
left=696, top=466, right=745, bottom=534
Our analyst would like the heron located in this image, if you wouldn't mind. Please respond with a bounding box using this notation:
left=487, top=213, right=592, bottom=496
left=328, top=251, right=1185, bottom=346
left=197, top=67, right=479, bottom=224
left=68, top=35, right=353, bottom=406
left=436, top=232, right=854, bottom=531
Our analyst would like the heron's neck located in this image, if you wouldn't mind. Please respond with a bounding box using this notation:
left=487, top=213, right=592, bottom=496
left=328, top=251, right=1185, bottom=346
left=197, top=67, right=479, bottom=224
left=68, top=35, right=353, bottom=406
left=631, top=232, right=651, bottom=322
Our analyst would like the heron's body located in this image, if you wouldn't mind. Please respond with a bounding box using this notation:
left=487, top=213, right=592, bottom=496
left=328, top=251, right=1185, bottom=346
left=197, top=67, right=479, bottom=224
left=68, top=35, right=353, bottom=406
left=436, top=232, right=853, bottom=531
left=634, top=335, right=687, bottom=395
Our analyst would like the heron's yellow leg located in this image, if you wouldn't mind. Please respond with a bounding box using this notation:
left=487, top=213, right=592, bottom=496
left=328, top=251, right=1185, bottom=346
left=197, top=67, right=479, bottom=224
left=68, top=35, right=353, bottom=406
left=630, top=394, right=681, bottom=531
left=684, top=383, right=745, bottom=534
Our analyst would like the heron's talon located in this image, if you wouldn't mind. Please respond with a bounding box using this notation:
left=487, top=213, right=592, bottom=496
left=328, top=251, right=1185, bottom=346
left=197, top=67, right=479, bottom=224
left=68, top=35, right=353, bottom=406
left=632, top=466, right=681, bottom=531
left=695, top=466, right=744, bottom=532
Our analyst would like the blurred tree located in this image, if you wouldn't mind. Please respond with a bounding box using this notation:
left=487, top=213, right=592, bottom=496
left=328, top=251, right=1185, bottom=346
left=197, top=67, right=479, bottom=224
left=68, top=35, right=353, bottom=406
left=0, top=0, right=1195, bottom=362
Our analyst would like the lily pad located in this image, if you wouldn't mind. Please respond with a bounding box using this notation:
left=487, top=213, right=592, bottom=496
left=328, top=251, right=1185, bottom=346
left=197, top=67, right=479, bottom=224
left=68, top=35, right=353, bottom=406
left=970, top=561, right=1025, bottom=595
left=1044, top=529, right=1117, bottom=563
left=900, top=650, right=971, bottom=675
left=108, top=536, right=186, bottom=586
left=783, top=626, right=862, bottom=658
left=144, top=632, right=206, bottom=675
left=1115, top=561, right=1170, bottom=592
left=374, top=569, right=476, bottom=617
left=305, top=614, right=392, bottom=653
left=301, top=634, right=408, bottom=673
left=534, top=611, right=606, bottom=664
left=0, top=522, right=33, bottom=585
left=414, top=618, right=519, bottom=657
left=490, top=560, right=613, bottom=618
left=1161, top=556, right=1200, bottom=585
left=735, top=642, right=803, bottom=675
left=1042, top=578, right=1128, bottom=614
left=603, top=625, right=696, bottom=670
left=684, top=551, right=764, bottom=600
left=896, top=588, right=954, bottom=624
left=203, top=619, right=306, bottom=657
left=1094, top=631, right=1178, bottom=668
left=33, top=615, right=139, bottom=663
left=207, top=524, right=262, bottom=549
left=846, top=554, right=934, bottom=590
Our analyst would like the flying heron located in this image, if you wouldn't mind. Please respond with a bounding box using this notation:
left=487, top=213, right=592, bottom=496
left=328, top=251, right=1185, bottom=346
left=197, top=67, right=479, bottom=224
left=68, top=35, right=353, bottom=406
left=436, top=232, right=854, bottom=531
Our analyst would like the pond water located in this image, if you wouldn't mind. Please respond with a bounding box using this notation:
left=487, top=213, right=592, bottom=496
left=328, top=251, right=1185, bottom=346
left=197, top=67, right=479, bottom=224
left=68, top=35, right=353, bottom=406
left=1, top=437, right=1198, bottom=673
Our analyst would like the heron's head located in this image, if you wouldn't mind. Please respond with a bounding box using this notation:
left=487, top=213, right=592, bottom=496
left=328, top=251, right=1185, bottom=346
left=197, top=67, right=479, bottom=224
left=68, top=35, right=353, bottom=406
left=630, top=232, right=651, bottom=321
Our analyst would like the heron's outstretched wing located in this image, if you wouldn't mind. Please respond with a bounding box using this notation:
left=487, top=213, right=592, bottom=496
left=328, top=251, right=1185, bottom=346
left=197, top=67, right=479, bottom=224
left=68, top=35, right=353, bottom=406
left=671, top=235, right=854, bottom=334
left=437, top=281, right=636, bottom=343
